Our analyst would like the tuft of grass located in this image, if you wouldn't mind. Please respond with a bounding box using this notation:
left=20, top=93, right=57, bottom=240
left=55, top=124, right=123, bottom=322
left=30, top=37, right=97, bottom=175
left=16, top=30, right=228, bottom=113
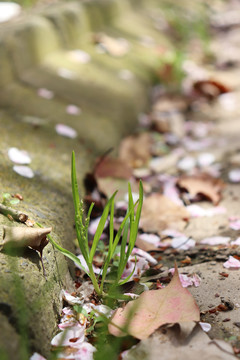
left=46, top=151, right=143, bottom=298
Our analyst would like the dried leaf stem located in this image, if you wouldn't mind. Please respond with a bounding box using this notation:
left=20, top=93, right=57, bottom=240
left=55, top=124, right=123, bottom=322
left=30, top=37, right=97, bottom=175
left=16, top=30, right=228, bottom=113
left=0, top=203, right=28, bottom=223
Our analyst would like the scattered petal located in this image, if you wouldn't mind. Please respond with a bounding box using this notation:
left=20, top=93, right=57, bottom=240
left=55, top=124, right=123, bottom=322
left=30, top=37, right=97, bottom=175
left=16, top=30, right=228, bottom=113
left=55, top=124, right=78, bottom=138
left=197, top=153, right=215, bottom=168
left=229, top=218, right=240, bottom=230
left=186, top=204, right=226, bottom=217
left=199, top=322, right=212, bottom=332
left=0, top=2, right=21, bottom=23
left=57, top=342, right=96, bottom=360
left=169, top=269, right=201, bottom=287
left=37, top=88, right=54, bottom=99
left=231, top=237, right=240, bottom=246
left=223, top=256, right=240, bottom=269
left=131, top=247, right=157, bottom=265
left=51, top=325, right=85, bottom=347
left=61, top=290, right=83, bottom=305
left=66, top=104, right=82, bottom=116
left=121, top=255, right=149, bottom=280
left=177, top=156, right=196, bottom=172
left=200, top=236, right=230, bottom=246
left=68, top=50, right=91, bottom=64
left=138, top=233, right=161, bottom=246
left=8, top=147, right=31, bottom=164
left=171, top=236, right=196, bottom=250
left=228, top=169, right=240, bottom=183
left=29, top=353, right=46, bottom=360
left=13, top=165, right=34, bottom=178
left=57, top=68, right=76, bottom=79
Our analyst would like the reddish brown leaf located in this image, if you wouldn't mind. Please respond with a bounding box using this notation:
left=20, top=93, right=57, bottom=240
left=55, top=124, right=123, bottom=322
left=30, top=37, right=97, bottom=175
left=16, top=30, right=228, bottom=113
left=177, top=174, right=225, bottom=205
left=94, top=156, right=132, bottom=180
left=193, top=79, right=230, bottom=100
left=140, top=194, right=189, bottom=235
left=108, top=264, right=200, bottom=339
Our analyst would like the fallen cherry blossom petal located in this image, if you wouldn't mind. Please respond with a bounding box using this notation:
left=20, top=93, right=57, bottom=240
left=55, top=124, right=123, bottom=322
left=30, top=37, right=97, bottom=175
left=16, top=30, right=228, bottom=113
left=29, top=353, right=46, bottom=360
left=223, top=256, right=240, bottom=269
left=75, top=255, right=108, bottom=275
left=186, top=204, right=226, bottom=218
left=13, top=165, right=34, bottom=178
left=231, top=238, right=240, bottom=246
left=0, top=2, right=21, bottom=23
left=55, top=124, right=78, bottom=138
left=51, top=325, right=85, bottom=347
left=200, top=236, right=230, bottom=246
left=138, top=233, right=161, bottom=246
left=171, top=236, right=196, bottom=250
left=57, top=342, right=96, bottom=360
left=177, top=156, right=196, bottom=172
left=61, top=290, right=83, bottom=305
left=66, top=104, right=82, bottom=116
left=68, top=49, right=91, bottom=64
left=88, top=216, right=109, bottom=235
left=197, top=153, right=215, bottom=167
left=37, top=88, right=54, bottom=99
left=169, top=269, right=201, bottom=287
left=121, top=255, right=149, bottom=280
left=57, top=67, right=76, bottom=79
left=123, top=293, right=140, bottom=299
left=199, top=322, right=212, bottom=332
left=228, top=169, right=240, bottom=183
left=8, top=147, right=31, bottom=164
left=59, top=307, right=79, bottom=330
left=229, top=218, right=240, bottom=230
left=131, top=247, right=157, bottom=265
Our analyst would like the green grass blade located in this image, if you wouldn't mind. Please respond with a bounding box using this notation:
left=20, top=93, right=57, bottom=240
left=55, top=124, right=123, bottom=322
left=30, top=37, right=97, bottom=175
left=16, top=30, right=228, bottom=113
left=89, top=191, right=117, bottom=263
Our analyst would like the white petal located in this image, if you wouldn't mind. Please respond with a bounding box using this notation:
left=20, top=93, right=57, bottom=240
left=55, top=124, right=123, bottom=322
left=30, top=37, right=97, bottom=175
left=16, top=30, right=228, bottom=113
left=199, top=322, right=211, bottom=332
left=0, top=2, right=21, bottom=23
left=55, top=124, right=78, bottom=138
left=37, top=88, right=54, bottom=99
left=66, top=104, right=81, bottom=116
left=13, top=165, right=34, bottom=178
left=8, top=147, right=31, bottom=164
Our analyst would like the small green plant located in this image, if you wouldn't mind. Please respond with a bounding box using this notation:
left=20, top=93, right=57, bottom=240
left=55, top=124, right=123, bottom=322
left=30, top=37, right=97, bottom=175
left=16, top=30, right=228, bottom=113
left=47, top=151, right=143, bottom=297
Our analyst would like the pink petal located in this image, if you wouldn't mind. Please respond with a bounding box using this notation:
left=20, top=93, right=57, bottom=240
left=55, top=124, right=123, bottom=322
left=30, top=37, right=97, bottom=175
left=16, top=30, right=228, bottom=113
left=228, top=169, right=240, bottom=183
left=37, top=88, right=54, bottom=99
left=131, top=248, right=157, bottom=265
left=199, top=322, right=211, bottom=332
left=8, top=147, right=31, bottom=164
left=66, top=104, right=81, bottom=116
left=229, top=218, right=240, bottom=230
left=231, top=237, right=240, bottom=246
left=13, top=165, right=34, bottom=178
left=169, top=269, right=201, bottom=287
left=223, top=256, right=240, bottom=269
left=55, top=124, right=78, bottom=138
left=51, top=326, right=85, bottom=347
left=29, top=353, right=46, bottom=360
left=201, top=236, right=230, bottom=246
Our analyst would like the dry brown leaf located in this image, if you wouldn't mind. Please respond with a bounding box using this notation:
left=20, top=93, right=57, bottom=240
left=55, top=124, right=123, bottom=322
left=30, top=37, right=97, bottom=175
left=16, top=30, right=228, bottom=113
left=140, top=194, right=189, bottom=234
left=193, top=79, right=230, bottom=100
left=124, top=323, right=236, bottom=360
left=119, top=132, right=153, bottom=168
left=177, top=174, right=225, bottom=205
left=94, top=156, right=132, bottom=180
left=108, top=264, right=200, bottom=339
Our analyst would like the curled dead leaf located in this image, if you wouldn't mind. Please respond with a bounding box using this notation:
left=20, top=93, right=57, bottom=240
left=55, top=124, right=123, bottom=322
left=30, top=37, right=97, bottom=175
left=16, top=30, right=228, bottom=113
left=119, top=132, right=153, bottom=168
left=108, top=264, right=200, bottom=339
left=140, top=194, right=189, bottom=234
left=193, top=79, right=230, bottom=100
left=94, top=156, right=132, bottom=180
left=177, top=174, right=225, bottom=205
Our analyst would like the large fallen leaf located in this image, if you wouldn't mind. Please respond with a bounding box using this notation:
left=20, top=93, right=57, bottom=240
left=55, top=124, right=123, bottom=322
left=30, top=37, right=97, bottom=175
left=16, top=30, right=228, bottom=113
left=94, top=156, right=132, bottom=180
left=124, top=323, right=236, bottom=360
left=177, top=174, right=225, bottom=205
left=140, top=194, right=189, bottom=234
left=108, top=265, right=199, bottom=339
left=119, top=132, right=153, bottom=168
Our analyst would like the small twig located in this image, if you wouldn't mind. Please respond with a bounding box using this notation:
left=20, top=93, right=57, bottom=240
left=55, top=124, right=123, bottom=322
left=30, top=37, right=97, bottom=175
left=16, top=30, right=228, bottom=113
left=0, top=203, right=28, bottom=223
